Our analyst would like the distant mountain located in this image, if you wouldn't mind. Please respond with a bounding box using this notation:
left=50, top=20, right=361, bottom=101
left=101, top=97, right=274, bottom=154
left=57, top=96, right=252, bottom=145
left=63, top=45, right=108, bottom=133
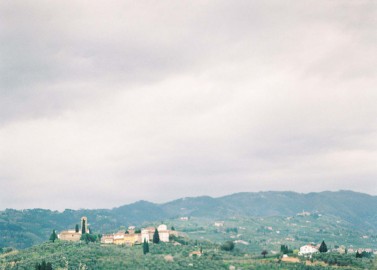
left=162, top=191, right=377, bottom=225
left=1, top=190, right=377, bottom=249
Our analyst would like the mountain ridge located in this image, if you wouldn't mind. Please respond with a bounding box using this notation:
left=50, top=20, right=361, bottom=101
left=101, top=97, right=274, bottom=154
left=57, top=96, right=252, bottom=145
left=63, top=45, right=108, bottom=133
left=1, top=190, right=377, bottom=249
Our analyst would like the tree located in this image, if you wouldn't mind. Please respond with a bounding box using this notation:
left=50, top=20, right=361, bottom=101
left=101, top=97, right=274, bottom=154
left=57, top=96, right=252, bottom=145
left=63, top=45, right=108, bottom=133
left=261, top=250, right=268, bottom=258
left=153, top=228, right=160, bottom=244
left=81, top=219, right=86, bottom=234
left=319, top=240, right=328, bottom=253
left=171, top=226, right=175, bottom=231
left=143, top=239, right=149, bottom=255
left=80, top=233, right=97, bottom=244
left=49, top=230, right=57, bottom=243
left=35, top=260, right=52, bottom=270
left=220, top=241, right=235, bottom=251
left=75, top=224, right=79, bottom=233
left=280, top=244, right=289, bottom=254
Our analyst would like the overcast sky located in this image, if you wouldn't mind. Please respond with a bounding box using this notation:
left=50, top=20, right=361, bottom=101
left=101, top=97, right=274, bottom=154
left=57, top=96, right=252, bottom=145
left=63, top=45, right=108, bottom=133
left=0, top=1, right=376, bottom=210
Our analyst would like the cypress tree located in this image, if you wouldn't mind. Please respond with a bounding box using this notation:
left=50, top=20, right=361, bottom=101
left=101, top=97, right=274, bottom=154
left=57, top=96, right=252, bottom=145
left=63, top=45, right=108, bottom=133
left=81, top=219, right=86, bottom=234
left=143, top=239, right=149, bottom=254
left=153, top=228, right=160, bottom=244
left=46, top=262, right=52, bottom=270
left=75, top=224, right=79, bottom=233
left=49, top=230, right=57, bottom=243
left=319, top=240, right=328, bottom=253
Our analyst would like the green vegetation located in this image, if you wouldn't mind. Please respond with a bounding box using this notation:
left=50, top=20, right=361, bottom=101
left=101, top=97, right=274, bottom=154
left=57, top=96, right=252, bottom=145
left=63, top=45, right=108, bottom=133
left=355, top=250, right=372, bottom=258
left=312, top=252, right=375, bottom=268
left=35, top=260, right=53, bottom=270
left=1, top=241, right=375, bottom=270
left=80, top=233, right=98, bottom=244
left=220, top=241, right=235, bottom=251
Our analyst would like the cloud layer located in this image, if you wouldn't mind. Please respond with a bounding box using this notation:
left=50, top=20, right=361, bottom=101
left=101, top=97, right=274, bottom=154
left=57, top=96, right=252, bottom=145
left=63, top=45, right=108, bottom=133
left=1, top=1, right=376, bottom=210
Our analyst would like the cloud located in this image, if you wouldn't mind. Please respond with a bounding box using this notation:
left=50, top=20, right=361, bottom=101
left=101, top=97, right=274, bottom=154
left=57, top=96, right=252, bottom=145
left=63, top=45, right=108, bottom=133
left=0, top=1, right=376, bottom=210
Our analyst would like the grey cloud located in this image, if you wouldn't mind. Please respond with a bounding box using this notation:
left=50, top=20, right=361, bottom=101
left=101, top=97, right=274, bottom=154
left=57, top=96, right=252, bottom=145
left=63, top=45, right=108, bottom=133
left=0, top=1, right=376, bottom=210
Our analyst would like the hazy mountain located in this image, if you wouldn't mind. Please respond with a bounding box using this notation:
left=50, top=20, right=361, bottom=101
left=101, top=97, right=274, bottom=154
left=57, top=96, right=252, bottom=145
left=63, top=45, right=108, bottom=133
left=1, top=190, right=376, bottom=249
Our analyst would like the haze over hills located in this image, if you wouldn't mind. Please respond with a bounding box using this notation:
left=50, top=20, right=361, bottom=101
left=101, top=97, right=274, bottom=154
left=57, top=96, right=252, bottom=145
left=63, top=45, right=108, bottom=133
left=1, top=190, right=377, bottom=249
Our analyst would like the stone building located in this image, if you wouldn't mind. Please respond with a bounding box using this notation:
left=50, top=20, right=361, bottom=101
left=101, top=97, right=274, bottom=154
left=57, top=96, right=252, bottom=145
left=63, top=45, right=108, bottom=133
left=58, top=216, right=89, bottom=242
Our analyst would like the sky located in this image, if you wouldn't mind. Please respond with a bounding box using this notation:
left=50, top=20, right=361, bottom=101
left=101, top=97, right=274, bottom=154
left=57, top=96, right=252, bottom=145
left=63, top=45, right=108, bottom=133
left=0, top=1, right=376, bottom=210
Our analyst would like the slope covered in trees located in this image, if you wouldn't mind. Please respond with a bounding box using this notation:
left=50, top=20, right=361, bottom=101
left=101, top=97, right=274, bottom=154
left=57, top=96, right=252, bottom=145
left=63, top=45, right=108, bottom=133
left=1, top=190, right=377, bottom=249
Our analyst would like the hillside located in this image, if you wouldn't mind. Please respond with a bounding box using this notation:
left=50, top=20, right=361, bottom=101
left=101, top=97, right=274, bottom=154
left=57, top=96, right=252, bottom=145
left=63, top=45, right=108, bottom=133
left=3, top=240, right=376, bottom=270
left=1, top=190, right=377, bottom=249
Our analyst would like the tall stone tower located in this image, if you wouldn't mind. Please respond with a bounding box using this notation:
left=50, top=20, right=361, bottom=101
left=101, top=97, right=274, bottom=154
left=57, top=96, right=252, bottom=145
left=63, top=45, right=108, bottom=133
left=81, top=216, right=88, bottom=234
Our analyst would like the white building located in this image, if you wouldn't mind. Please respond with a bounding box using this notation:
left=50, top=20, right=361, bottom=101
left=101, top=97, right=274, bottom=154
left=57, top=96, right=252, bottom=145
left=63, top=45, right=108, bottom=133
left=298, top=245, right=318, bottom=256
left=157, top=224, right=170, bottom=242
left=141, top=229, right=150, bottom=242
left=214, top=221, right=224, bottom=227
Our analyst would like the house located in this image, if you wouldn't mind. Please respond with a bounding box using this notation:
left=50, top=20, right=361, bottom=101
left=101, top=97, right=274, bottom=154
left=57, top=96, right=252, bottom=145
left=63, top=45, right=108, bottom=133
left=124, top=233, right=139, bottom=245
left=101, top=231, right=140, bottom=246
left=113, top=231, right=126, bottom=245
left=58, top=230, right=81, bottom=242
left=101, top=234, right=114, bottom=244
left=189, top=251, right=202, bottom=257
left=128, top=226, right=136, bottom=234
left=157, top=224, right=170, bottom=242
left=141, top=229, right=150, bottom=242
left=214, top=221, right=224, bottom=227
left=298, top=244, right=318, bottom=256
left=141, top=225, right=172, bottom=242
left=234, top=240, right=249, bottom=245
left=297, top=211, right=311, bottom=217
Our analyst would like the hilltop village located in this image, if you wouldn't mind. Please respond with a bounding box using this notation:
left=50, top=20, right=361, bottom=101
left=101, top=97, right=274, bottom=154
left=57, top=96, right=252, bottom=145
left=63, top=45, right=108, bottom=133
left=3, top=212, right=377, bottom=269
left=58, top=216, right=178, bottom=246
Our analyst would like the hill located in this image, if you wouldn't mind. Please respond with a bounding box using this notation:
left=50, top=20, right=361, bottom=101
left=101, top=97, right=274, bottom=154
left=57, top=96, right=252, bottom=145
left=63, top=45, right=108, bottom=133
left=1, top=190, right=377, bottom=249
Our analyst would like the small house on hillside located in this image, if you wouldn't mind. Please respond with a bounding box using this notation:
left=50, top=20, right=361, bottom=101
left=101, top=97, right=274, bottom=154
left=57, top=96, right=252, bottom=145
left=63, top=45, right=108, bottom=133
left=298, top=244, right=318, bottom=256
left=214, top=221, right=224, bottom=227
